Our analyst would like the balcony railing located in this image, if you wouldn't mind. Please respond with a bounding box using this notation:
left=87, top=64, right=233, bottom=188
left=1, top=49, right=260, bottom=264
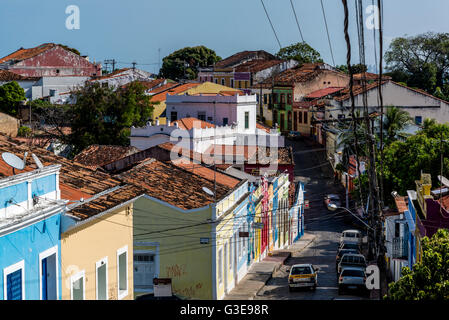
left=392, top=237, right=408, bottom=259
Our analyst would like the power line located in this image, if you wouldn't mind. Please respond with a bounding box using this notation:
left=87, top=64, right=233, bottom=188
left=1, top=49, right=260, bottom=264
left=289, top=0, right=304, bottom=43
left=320, top=0, right=336, bottom=67
left=260, top=0, right=282, bottom=49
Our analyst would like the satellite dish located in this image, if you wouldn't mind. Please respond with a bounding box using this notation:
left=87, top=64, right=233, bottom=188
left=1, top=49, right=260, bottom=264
left=2, top=152, right=25, bottom=173
left=32, top=153, right=44, bottom=169
left=202, top=186, right=214, bottom=197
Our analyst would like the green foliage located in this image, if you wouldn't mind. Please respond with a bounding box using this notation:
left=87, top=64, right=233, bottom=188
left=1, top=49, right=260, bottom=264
left=385, top=32, right=449, bottom=97
left=17, top=126, right=31, bottom=137
left=381, top=121, right=449, bottom=203
left=0, top=81, right=26, bottom=116
left=387, top=229, right=449, bottom=300
left=159, top=46, right=221, bottom=81
left=351, top=173, right=369, bottom=202
left=335, top=162, right=345, bottom=172
left=57, top=44, right=80, bottom=56
left=69, top=81, right=155, bottom=155
left=434, top=87, right=447, bottom=100
left=276, top=42, right=323, bottom=65
left=379, top=106, right=412, bottom=144
left=336, top=63, right=367, bottom=75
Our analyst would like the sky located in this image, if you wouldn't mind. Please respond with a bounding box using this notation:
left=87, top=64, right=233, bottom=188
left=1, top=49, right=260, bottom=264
left=1, top=0, right=449, bottom=74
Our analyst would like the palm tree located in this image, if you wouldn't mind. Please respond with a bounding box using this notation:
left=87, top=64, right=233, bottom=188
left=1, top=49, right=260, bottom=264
left=379, top=106, right=412, bottom=143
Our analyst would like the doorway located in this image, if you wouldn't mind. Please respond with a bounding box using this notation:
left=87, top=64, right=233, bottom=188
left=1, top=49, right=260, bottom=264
left=134, top=252, right=156, bottom=292
left=40, top=246, right=58, bottom=300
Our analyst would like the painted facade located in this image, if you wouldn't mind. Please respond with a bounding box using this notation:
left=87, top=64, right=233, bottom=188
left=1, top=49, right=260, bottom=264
left=272, top=85, right=294, bottom=132
left=0, top=164, right=65, bottom=300
left=60, top=204, right=134, bottom=300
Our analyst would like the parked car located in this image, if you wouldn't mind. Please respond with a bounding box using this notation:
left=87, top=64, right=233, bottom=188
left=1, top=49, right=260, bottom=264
left=287, top=264, right=318, bottom=292
left=340, top=230, right=363, bottom=246
left=338, top=241, right=361, bottom=252
left=324, top=194, right=341, bottom=211
left=338, top=267, right=367, bottom=294
left=287, top=131, right=302, bottom=140
left=336, top=248, right=360, bottom=270
left=337, top=253, right=367, bottom=274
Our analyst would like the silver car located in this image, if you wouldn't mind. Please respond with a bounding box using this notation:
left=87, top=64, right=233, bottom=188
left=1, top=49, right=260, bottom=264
left=338, top=267, right=366, bottom=294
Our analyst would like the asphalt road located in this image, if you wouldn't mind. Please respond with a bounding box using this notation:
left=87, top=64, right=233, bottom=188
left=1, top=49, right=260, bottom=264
left=255, top=137, right=369, bottom=300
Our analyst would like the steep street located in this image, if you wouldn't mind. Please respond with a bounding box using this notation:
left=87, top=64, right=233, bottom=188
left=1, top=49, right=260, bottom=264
left=255, top=137, right=369, bottom=300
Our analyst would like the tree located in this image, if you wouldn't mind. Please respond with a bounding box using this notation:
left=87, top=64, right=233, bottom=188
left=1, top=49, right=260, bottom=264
left=385, top=32, right=449, bottom=94
left=57, top=44, right=80, bottom=56
left=379, top=106, right=412, bottom=144
left=276, top=42, right=323, bottom=65
left=336, top=63, right=367, bottom=75
left=0, top=81, right=26, bottom=116
left=69, top=81, right=155, bottom=155
left=387, top=229, right=449, bottom=300
left=159, top=46, right=221, bottom=81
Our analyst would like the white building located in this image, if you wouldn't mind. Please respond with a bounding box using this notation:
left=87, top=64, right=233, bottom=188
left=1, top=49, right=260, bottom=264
left=90, top=68, right=154, bottom=89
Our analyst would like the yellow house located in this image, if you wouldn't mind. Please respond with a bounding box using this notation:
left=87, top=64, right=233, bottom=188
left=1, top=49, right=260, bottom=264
left=60, top=184, right=142, bottom=300
left=115, top=158, right=249, bottom=300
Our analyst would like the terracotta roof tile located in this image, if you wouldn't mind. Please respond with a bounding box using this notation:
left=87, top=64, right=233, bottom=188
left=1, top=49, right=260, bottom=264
left=116, top=159, right=234, bottom=210
left=149, top=83, right=199, bottom=102
left=0, top=43, right=56, bottom=64
left=73, top=145, right=140, bottom=170
left=234, top=59, right=286, bottom=73
left=172, top=118, right=215, bottom=130
left=215, top=50, right=276, bottom=68
left=305, top=87, right=345, bottom=99
left=0, top=70, right=39, bottom=81
left=394, top=196, right=408, bottom=213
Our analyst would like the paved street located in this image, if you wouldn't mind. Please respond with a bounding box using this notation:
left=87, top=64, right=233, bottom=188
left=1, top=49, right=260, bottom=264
left=255, top=137, right=370, bottom=300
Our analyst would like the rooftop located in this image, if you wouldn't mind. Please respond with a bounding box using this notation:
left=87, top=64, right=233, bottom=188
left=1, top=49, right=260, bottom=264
left=394, top=196, right=408, bottom=213
left=0, top=43, right=56, bottom=64
left=215, top=50, right=276, bottom=69
left=172, top=117, right=215, bottom=130
left=262, top=63, right=340, bottom=85
left=0, top=70, right=40, bottom=81
left=73, top=145, right=140, bottom=170
left=234, top=59, right=286, bottom=73
left=305, top=87, right=345, bottom=99
left=115, top=158, right=235, bottom=210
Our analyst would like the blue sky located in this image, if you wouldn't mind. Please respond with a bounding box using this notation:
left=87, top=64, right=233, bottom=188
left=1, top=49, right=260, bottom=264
left=1, top=0, right=449, bottom=74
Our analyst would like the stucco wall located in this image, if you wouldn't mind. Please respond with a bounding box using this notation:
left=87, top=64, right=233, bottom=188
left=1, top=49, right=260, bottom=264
left=294, top=71, right=349, bottom=101
left=61, top=205, right=134, bottom=300
left=133, top=197, right=213, bottom=299
left=0, top=112, right=19, bottom=137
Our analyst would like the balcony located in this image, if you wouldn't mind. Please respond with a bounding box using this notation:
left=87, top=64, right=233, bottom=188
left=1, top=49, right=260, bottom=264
left=392, top=237, right=408, bottom=259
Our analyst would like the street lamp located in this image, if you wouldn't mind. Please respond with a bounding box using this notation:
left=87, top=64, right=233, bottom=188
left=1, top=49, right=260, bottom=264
left=328, top=204, right=374, bottom=230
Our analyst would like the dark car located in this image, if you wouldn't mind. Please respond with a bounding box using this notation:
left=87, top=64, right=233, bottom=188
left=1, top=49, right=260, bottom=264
left=339, top=241, right=361, bottom=252
left=287, top=131, right=302, bottom=140
left=336, top=248, right=359, bottom=270
left=324, top=194, right=342, bottom=211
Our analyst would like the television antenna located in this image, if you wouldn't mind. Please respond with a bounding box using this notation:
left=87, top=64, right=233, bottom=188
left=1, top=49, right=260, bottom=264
left=1, top=152, right=27, bottom=175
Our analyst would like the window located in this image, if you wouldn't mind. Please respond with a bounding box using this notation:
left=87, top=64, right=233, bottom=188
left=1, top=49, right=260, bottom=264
left=117, top=246, right=128, bottom=300
left=280, top=93, right=285, bottom=103
left=170, top=111, right=178, bottom=121
left=231, top=79, right=234, bottom=88
left=214, top=78, right=218, bottom=84
left=221, top=78, right=225, bottom=86
left=218, top=249, right=223, bottom=284
left=96, top=257, right=108, bottom=300
left=415, top=116, right=422, bottom=125
left=223, top=118, right=228, bottom=126
left=4, top=260, right=25, bottom=300
left=287, top=94, right=292, bottom=104
left=198, top=112, right=206, bottom=121
left=256, top=93, right=259, bottom=102
left=303, top=111, right=308, bottom=124
left=71, top=270, right=85, bottom=300
left=207, top=116, right=213, bottom=122
left=298, top=111, right=303, bottom=124
left=244, top=111, right=249, bottom=129
left=264, top=94, right=268, bottom=104
left=273, top=93, right=278, bottom=104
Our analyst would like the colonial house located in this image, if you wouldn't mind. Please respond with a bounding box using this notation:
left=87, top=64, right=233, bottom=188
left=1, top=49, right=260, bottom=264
left=0, top=43, right=101, bottom=78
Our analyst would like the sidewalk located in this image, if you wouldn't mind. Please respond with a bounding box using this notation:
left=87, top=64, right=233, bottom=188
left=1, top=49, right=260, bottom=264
left=224, top=233, right=316, bottom=300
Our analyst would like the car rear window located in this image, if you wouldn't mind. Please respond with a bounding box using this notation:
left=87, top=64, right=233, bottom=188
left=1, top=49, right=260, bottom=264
left=342, top=255, right=365, bottom=264
left=341, top=269, right=365, bottom=277
left=341, top=243, right=359, bottom=250
left=344, top=232, right=356, bottom=238
left=291, top=266, right=312, bottom=275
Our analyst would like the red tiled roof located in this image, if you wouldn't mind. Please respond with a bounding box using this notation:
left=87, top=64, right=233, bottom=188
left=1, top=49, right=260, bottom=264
left=0, top=43, right=56, bottom=64
left=116, top=159, right=235, bottom=210
left=90, top=68, right=130, bottom=81
left=215, top=50, right=276, bottom=68
left=353, top=72, right=391, bottom=81
left=172, top=118, right=215, bottom=130
left=394, top=196, right=408, bottom=213
left=73, top=145, right=140, bottom=170
left=334, top=81, right=386, bottom=101
left=234, top=59, right=286, bottom=73
left=0, top=134, right=145, bottom=220
left=150, top=83, right=199, bottom=102
left=305, top=87, right=345, bottom=99
left=124, top=78, right=166, bottom=90
left=172, top=161, right=240, bottom=188
left=0, top=70, right=39, bottom=81
left=262, top=63, right=328, bottom=85
left=256, top=122, right=271, bottom=133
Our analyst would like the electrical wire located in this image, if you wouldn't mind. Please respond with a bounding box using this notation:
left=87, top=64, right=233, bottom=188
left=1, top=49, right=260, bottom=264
left=289, top=0, right=304, bottom=43
left=320, top=0, right=336, bottom=67
left=260, top=0, right=282, bottom=49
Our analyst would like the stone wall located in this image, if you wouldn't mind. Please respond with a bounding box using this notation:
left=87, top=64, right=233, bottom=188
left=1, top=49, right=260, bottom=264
left=0, top=112, right=20, bottom=137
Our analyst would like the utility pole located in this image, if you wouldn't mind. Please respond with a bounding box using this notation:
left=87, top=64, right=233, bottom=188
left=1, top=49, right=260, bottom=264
left=132, top=62, right=137, bottom=71
left=104, top=59, right=116, bottom=72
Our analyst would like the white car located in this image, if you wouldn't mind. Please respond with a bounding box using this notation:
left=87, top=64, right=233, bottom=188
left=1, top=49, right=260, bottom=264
left=287, top=264, right=318, bottom=291
left=339, top=230, right=362, bottom=246
left=338, top=266, right=367, bottom=294
left=337, top=253, right=367, bottom=274
left=324, top=194, right=341, bottom=211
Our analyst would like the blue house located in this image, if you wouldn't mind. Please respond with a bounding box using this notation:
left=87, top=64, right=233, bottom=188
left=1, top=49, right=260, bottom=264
left=0, top=162, right=66, bottom=300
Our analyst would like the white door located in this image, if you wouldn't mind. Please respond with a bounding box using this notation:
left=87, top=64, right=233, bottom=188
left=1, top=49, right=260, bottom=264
left=134, top=253, right=155, bottom=291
